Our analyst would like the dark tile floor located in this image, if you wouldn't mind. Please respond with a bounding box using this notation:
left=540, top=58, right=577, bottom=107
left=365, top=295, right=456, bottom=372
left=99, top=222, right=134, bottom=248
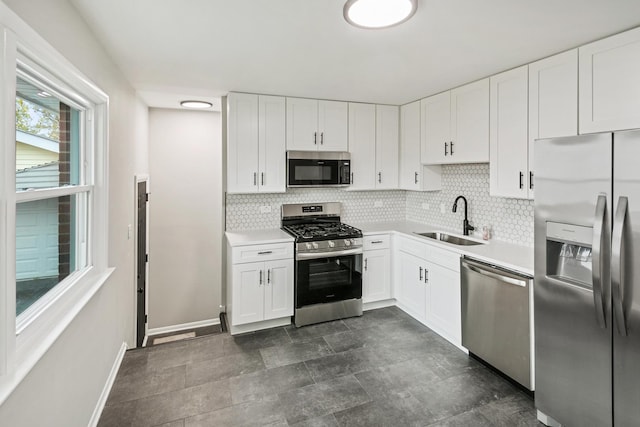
left=98, top=307, right=541, bottom=427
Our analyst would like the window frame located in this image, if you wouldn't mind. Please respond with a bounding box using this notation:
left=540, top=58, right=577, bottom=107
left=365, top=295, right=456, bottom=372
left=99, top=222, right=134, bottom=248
left=0, top=12, right=112, bottom=405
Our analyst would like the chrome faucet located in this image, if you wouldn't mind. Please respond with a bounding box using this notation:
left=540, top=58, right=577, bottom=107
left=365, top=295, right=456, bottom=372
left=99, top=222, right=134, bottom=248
left=452, top=196, right=475, bottom=236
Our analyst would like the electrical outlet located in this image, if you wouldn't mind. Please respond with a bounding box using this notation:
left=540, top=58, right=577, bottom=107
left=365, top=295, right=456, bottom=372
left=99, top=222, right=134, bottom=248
left=374, top=200, right=383, bottom=208
left=421, top=203, right=430, bottom=210
left=259, top=205, right=271, bottom=214
left=440, top=203, right=446, bottom=214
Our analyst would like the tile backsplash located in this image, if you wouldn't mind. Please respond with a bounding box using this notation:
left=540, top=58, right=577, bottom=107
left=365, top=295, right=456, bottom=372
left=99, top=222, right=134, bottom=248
left=226, top=163, right=534, bottom=246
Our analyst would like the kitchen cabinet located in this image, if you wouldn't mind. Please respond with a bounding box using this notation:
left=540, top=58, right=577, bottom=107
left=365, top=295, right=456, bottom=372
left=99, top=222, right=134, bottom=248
left=286, top=97, right=348, bottom=151
left=395, top=236, right=462, bottom=347
left=399, top=101, right=442, bottom=191
left=348, top=103, right=399, bottom=190
left=227, top=93, right=286, bottom=193
left=362, top=234, right=392, bottom=303
left=528, top=49, right=578, bottom=199
left=579, top=26, right=640, bottom=134
left=489, top=65, right=529, bottom=199
left=421, top=78, right=489, bottom=165
left=228, top=241, right=294, bottom=334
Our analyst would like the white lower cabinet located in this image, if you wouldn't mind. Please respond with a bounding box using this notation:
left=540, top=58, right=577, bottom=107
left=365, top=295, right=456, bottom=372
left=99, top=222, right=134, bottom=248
left=228, top=242, right=294, bottom=334
left=363, top=234, right=392, bottom=303
left=395, top=236, right=462, bottom=347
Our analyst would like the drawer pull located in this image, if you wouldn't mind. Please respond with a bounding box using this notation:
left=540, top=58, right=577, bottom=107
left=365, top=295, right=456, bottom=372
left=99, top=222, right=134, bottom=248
left=371, top=240, right=383, bottom=244
left=258, top=251, right=273, bottom=255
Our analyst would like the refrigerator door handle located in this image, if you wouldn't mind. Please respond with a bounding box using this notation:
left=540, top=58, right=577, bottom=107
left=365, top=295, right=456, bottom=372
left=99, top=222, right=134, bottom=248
left=612, top=196, right=629, bottom=336
left=592, top=194, right=609, bottom=329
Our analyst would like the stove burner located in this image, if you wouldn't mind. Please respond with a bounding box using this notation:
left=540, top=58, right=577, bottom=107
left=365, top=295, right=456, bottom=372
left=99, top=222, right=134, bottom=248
left=282, top=222, right=362, bottom=241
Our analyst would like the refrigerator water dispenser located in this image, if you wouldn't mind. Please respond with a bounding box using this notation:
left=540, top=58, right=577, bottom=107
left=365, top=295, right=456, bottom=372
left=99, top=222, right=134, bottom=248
left=546, top=222, right=593, bottom=287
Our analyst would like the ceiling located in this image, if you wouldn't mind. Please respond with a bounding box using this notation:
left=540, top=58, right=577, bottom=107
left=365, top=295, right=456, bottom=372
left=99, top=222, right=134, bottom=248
left=69, top=0, right=640, bottom=109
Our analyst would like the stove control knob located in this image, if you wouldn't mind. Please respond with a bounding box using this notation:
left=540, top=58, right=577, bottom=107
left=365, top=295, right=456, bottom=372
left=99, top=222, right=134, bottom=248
left=344, top=239, right=351, bottom=247
left=305, top=243, right=312, bottom=250
left=312, top=242, right=319, bottom=249
left=328, top=241, right=335, bottom=248
left=351, top=239, right=358, bottom=246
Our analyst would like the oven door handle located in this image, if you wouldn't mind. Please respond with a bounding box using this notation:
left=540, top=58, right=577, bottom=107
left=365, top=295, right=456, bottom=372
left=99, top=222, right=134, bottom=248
left=296, top=248, right=363, bottom=260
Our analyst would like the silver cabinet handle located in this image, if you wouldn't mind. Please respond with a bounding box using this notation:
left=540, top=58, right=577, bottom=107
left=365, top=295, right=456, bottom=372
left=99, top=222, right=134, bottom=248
left=529, top=171, right=534, bottom=190
left=314, top=132, right=317, bottom=145
left=258, top=251, right=273, bottom=255
left=364, top=258, right=368, bottom=271
left=371, top=240, right=383, bottom=244
left=592, top=194, right=609, bottom=329
left=444, top=142, right=448, bottom=156
left=612, top=196, right=628, bottom=336
left=450, top=141, right=454, bottom=155
left=351, top=172, right=354, bottom=184
left=261, top=172, right=264, bottom=186
left=253, top=172, right=257, bottom=186
left=414, top=172, right=418, bottom=184
left=378, top=172, right=382, bottom=183
left=419, top=266, right=423, bottom=281
left=519, top=172, right=524, bottom=189
left=267, top=269, right=271, bottom=284
left=320, top=132, right=324, bottom=145
left=259, top=270, right=263, bottom=285
left=425, top=269, right=429, bottom=283
left=462, top=260, right=527, bottom=287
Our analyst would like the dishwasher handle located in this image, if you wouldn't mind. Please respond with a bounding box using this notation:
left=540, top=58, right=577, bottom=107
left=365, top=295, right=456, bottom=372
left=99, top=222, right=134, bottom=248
left=461, top=259, right=528, bottom=287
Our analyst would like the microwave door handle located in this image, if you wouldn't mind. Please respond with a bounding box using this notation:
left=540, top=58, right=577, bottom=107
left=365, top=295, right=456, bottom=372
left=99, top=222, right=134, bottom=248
left=592, top=194, right=609, bottom=330
left=612, top=196, right=628, bottom=336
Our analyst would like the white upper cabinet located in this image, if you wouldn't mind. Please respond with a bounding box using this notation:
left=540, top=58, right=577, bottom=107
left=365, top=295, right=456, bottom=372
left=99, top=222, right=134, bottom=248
left=375, top=105, right=399, bottom=189
left=399, top=101, right=442, bottom=191
left=490, top=66, right=529, bottom=199
left=286, top=97, right=348, bottom=151
left=421, top=79, right=489, bottom=165
left=528, top=49, right=578, bottom=198
left=227, top=93, right=286, bottom=194
left=348, top=103, right=377, bottom=190
left=579, top=27, right=640, bottom=134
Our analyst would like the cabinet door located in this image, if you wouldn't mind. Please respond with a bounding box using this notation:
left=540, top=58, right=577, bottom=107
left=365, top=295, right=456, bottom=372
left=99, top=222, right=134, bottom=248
left=363, top=249, right=391, bottom=303
left=375, top=105, right=399, bottom=189
left=490, top=65, right=529, bottom=198
left=264, top=258, right=294, bottom=320
left=400, top=102, right=442, bottom=191
left=318, top=100, right=348, bottom=151
left=396, top=251, right=427, bottom=322
left=426, top=262, right=461, bottom=346
left=231, top=262, right=264, bottom=325
left=579, top=27, right=640, bottom=134
left=227, top=93, right=259, bottom=193
left=286, top=97, right=318, bottom=150
left=451, top=78, right=490, bottom=163
left=348, top=103, right=376, bottom=190
left=421, top=91, right=450, bottom=164
left=258, top=95, right=286, bottom=193
left=528, top=49, right=578, bottom=200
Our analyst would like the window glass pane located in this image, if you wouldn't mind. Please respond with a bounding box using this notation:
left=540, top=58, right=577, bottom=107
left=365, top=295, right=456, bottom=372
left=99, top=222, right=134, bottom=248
left=15, top=76, right=81, bottom=190
left=16, top=194, right=87, bottom=316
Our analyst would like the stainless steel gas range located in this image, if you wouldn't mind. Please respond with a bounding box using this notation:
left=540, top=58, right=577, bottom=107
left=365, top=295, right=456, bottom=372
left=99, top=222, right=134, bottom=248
left=281, top=202, right=363, bottom=327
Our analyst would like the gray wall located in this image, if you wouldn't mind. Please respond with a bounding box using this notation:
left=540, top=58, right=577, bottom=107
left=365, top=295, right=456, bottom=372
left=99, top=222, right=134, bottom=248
left=148, top=108, right=223, bottom=330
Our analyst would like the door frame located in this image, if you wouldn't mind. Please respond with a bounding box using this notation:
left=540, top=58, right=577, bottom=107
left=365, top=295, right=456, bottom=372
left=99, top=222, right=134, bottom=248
left=134, top=174, right=150, bottom=347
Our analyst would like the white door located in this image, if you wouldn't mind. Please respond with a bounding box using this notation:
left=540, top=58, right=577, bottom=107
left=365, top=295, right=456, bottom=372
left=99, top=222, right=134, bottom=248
left=232, top=262, right=264, bottom=325
left=426, top=262, right=461, bottom=346
left=451, top=78, right=490, bottom=163
left=348, top=103, right=376, bottom=190
left=375, top=105, right=399, bottom=189
left=258, top=95, right=286, bottom=193
left=397, top=251, right=427, bottom=322
left=490, top=65, right=529, bottom=198
left=286, top=97, right=318, bottom=151
left=16, top=198, right=59, bottom=280
left=421, top=91, right=450, bottom=164
left=579, top=27, right=640, bottom=134
left=318, top=100, right=348, bottom=151
left=263, top=258, right=293, bottom=320
left=227, top=93, right=259, bottom=193
left=363, top=249, right=391, bottom=303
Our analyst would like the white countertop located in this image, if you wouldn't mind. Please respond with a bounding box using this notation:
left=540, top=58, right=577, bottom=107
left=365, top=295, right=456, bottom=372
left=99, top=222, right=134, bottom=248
left=353, top=220, right=534, bottom=276
left=225, top=228, right=294, bottom=247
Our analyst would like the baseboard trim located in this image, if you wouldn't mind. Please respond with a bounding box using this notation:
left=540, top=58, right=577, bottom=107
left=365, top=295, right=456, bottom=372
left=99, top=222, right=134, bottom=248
left=147, top=318, right=220, bottom=337
left=363, top=299, right=396, bottom=311
left=89, top=341, right=127, bottom=427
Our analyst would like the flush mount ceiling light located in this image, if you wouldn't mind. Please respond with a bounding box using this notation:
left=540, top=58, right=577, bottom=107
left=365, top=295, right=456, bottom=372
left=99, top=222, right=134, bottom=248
left=180, top=100, right=213, bottom=109
left=344, top=0, right=417, bottom=29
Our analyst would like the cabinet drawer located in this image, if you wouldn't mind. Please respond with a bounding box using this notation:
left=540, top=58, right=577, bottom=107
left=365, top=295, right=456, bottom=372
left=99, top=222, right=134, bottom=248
left=396, top=236, right=428, bottom=259
left=232, top=242, right=293, bottom=264
left=426, top=245, right=460, bottom=272
left=364, top=234, right=391, bottom=250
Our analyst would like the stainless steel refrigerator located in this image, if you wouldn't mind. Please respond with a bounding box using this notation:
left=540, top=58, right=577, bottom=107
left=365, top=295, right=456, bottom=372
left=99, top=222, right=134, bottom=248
left=534, top=130, right=640, bottom=427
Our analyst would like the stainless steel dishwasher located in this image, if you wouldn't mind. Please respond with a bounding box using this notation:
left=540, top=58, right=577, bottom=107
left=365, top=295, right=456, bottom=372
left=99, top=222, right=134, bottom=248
left=461, top=257, right=534, bottom=390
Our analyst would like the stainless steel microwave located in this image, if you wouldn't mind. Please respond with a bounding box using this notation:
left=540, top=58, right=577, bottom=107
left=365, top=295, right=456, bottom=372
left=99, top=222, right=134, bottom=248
left=287, top=151, right=351, bottom=188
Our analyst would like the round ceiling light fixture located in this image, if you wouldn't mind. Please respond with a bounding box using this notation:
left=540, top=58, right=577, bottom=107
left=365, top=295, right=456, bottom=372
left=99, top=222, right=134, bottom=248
left=344, top=0, right=417, bottom=29
left=180, top=100, right=213, bottom=109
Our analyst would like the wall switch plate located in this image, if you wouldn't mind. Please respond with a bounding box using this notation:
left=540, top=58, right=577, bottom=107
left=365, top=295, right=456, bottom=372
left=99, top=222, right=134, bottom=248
left=440, top=203, right=446, bottom=214
left=421, top=203, right=430, bottom=210
left=374, top=200, right=383, bottom=208
left=260, top=205, right=271, bottom=214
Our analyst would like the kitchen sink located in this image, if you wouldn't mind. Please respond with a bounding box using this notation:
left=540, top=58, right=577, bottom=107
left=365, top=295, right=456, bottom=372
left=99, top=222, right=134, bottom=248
left=414, top=231, right=485, bottom=246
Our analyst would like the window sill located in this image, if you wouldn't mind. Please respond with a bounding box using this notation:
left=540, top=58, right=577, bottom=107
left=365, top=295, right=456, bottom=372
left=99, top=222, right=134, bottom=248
left=0, top=267, right=114, bottom=406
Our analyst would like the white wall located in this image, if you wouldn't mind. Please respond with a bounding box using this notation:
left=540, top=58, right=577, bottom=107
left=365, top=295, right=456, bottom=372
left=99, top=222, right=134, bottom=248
left=0, top=0, right=148, bottom=425
left=148, top=108, right=222, bottom=330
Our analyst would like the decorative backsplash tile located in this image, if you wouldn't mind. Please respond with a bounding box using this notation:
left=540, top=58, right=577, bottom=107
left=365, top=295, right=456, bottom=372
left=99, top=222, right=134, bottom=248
left=226, top=164, right=534, bottom=247
left=405, top=164, right=534, bottom=246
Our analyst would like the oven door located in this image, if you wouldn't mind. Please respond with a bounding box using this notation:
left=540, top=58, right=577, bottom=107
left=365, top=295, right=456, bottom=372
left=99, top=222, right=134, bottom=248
left=295, top=252, right=362, bottom=308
